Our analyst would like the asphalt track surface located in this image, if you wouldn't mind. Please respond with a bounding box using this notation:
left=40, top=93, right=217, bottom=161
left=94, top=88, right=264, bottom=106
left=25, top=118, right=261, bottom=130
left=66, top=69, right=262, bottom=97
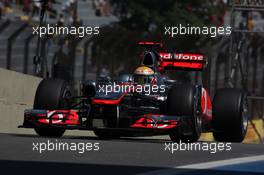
left=0, top=133, right=264, bottom=175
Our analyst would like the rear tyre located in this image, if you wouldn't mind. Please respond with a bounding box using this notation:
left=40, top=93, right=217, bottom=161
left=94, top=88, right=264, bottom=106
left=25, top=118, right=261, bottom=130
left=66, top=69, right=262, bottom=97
left=212, top=88, right=248, bottom=142
left=167, top=84, right=202, bottom=143
left=33, top=78, right=71, bottom=137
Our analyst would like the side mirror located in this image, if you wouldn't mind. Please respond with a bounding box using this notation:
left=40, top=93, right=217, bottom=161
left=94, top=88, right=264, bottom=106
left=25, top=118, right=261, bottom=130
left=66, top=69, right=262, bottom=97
left=118, top=74, right=133, bottom=83
left=82, top=80, right=96, bottom=97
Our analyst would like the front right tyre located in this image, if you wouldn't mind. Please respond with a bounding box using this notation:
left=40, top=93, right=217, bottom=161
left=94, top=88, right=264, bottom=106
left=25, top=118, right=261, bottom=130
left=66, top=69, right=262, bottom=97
left=212, top=88, right=248, bottom=142
left=33, top=78, right=71, bottom=137
left=167, top=84, right=202, bottom=143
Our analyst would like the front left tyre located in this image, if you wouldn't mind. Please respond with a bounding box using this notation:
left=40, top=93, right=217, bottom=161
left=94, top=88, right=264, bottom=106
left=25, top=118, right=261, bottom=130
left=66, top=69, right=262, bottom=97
left=167, top=84, right=202, bottom=143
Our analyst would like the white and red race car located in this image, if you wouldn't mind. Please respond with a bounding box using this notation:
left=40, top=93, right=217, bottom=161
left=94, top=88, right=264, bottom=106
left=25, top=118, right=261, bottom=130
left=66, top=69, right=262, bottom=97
left=20, top=42, right=248, bottom=142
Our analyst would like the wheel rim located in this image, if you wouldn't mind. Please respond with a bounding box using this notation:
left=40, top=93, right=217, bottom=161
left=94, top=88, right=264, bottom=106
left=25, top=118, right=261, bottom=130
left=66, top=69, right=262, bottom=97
left=193, top=95, right=202, bottom=138
left=241, top=97, right=248, bottom=134
left=61, top=87, right=71, bottom=108
left=196, top=114, right=202, bottom=129
left=195, top=95, right=202, bottom=133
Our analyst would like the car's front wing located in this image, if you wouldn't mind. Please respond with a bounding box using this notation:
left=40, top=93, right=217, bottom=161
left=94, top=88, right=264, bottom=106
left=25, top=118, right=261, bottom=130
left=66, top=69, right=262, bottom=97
left=20, top=109, right=182, bottom=132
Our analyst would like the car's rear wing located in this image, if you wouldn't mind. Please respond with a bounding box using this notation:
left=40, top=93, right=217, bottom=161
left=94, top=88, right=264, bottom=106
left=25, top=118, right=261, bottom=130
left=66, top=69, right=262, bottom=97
left=138, top=41, right=163, bottom=48
left=158, top=52, right=207, bottom=71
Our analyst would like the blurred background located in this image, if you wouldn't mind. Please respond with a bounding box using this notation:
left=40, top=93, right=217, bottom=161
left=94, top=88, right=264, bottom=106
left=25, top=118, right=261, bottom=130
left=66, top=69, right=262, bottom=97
left=0, top=0, right=263, bottom=142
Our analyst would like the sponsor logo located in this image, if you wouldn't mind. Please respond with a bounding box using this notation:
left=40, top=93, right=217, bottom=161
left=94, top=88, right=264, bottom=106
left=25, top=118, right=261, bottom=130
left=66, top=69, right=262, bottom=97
left=160, top=53, right=204, bottom=61
left=46, top=111, right=64, bottom=124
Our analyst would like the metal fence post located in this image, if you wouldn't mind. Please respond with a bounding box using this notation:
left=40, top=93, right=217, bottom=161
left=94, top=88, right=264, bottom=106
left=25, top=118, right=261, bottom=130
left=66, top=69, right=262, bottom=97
left=24, top=34, right=35, bottom=74
left=6, top=22, right=27, bottom=69
left=83, top=38, right=93, bottom=81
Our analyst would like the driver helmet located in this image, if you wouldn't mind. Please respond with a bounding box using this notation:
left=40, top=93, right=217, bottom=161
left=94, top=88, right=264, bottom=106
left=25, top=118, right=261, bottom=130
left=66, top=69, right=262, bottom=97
left=133, top=66, right=156, bottom=84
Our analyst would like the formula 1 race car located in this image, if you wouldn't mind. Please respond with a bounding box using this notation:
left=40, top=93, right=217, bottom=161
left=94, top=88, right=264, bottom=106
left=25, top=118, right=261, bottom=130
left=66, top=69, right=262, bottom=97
left=20, top=42, right=249, bottom=142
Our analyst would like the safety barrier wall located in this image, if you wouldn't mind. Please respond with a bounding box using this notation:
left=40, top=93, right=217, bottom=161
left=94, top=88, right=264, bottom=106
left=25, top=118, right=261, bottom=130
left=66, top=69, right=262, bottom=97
left=0, top=68, right=41, bottom=134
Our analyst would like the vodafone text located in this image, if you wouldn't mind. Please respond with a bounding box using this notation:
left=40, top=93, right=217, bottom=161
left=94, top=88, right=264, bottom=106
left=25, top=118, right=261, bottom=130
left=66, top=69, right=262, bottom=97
left=160, top=53, right=204, bottom=61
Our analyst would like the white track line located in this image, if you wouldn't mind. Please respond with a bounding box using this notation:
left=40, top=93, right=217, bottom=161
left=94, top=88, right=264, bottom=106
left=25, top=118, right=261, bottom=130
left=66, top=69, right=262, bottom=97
left=138, top=155, right=264, bottom=175
left=177, top=155, right=264, bottom=169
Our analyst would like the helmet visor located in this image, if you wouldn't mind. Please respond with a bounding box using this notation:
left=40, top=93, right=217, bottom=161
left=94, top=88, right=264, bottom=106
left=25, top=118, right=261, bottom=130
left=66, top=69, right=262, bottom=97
left=134, top=75, right=153, bottom=84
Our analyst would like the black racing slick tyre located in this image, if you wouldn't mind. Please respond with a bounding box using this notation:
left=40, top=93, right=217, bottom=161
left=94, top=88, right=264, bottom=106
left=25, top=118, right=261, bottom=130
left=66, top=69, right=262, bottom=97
left=93, top=129, right=120, bottom=139
left=167, top=84, right=202, bottom=143
left=212, top=88, right=248, bottom=142
left=33, top=78, right=72, bottom=138
left=93, top=105, right=121, bottom=139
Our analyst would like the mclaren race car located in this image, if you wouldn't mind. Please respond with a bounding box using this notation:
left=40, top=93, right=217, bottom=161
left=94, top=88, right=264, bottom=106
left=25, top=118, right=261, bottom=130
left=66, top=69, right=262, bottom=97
left=20, top=42, right=249, bottom=142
